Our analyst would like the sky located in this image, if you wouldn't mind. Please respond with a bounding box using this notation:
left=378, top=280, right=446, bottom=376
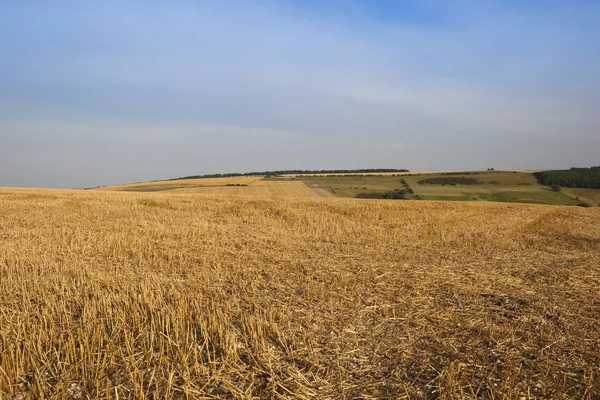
left=0, top=0, right=599, bottom=188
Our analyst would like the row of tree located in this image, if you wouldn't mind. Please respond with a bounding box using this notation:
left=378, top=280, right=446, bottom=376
left=171, top=169, right=409, bottom=180
left=418, top=177, right=483, bottom=185
left=355, top=189, right=409, bottom=199
left=534, top=167, right=600, bottom=189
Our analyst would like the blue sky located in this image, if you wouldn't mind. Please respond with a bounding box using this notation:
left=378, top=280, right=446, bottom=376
left=0, top=0, right=598, bottom=188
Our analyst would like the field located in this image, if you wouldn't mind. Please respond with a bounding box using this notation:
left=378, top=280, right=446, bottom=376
left=1, top=188, right=599, bottom=399
left=170, top=181, right=317, bottom=197
left=401, top=171, right=580, bottom=204
left=97, top=176, right=263, bottom=192
left=97, top=172, right=600, bottom=206
left=562, top=188, right=600, bottom=207
left=96, top=178, right=317, bottom=197
left=272, top=171, right=596, bottom=206
left=266, top=175, right=408, bottom=198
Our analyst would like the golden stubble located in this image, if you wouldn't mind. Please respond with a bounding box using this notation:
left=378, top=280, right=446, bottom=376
left=0, top=188, right=599, bottom=399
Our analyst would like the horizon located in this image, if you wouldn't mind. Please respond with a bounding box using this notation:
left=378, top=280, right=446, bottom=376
left=5, top=166, right=596, bottom=190
left=1, top=1, right=599, bottom=188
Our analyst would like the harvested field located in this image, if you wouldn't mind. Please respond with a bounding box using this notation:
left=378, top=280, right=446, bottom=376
left=0, top=188, right=599, bottom=399
left=171, top=181, right=318, bottom=197
left=97, top=178, right=317, bottom=198
left=97, top=176, right=263, bottom=192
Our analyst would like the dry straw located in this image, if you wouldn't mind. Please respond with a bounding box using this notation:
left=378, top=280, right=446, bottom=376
left=0, top=188, right=598, bottom=398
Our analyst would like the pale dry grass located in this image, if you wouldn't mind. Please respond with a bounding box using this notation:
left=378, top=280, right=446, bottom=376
left=0, top=188, right=599, bottom=399
left=97, top=176, right=262, bottom=191
left=171, top=181, right=318, bottom=197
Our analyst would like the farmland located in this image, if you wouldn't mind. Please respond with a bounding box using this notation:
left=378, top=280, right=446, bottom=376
left=403, top=171, right=582, bottom=204
left=97, top=176, right=263, bottom=192
left=265, top=175, right=410, bottom=198
left=270, top=171, right=597, bottom=206
left=96, top=177, right=317, bottom=198
left=562, top=188, right=600, bottom=207
left=95, top=170, right=600, bottom=206
left=1, top=187, right=599, bottom=398
left=170, top=181, right=318, bottom=197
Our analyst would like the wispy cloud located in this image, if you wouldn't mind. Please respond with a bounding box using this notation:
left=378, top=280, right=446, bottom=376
left=0, top=0, right=598, bottom=187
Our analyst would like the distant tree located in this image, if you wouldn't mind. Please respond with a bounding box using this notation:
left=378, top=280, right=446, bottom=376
left=550, top=184, right=561, bottom=192
left=418, top=177, right=483, bottom=185
left=170, top=168, right=410, bottom=181
left=534, top=167, right=600, bottom=189
left=355, top=189, right=407, bottom=200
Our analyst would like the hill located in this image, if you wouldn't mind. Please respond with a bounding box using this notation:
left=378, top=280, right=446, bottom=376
left=267, top=170, right=596, bottom=206
left=95, top=176, right=318, bottom=197
left=94, top=169, right=600, bottom=206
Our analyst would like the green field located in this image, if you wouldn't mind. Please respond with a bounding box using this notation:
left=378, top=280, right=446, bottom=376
left=403, top=171, right=584, bottom=205
left=265, top=175, right=408, bottom=198
left=267, top=171, right=597, bottom=206
left=561, top=188, right=600, bottom=206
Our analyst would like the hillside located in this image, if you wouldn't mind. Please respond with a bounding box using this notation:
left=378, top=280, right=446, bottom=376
left=95, top=176, right=318, bottom=197
left=266, top=170, right=597, bottom=206
left=94, top=170, right=600, bottom=206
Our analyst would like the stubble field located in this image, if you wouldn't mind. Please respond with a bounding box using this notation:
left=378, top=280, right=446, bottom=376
left=0, top=188, right=599, bottom=399
left=169, top=181, right=318, bottom=197
left=97, top=177, right=263, bottom=192
left=96, top=178, right=317, bottom=198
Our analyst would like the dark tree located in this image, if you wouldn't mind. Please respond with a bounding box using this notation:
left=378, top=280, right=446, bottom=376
left=534, top=167, right=600, bottom=189
left=418, top=177, right=483, bottom=185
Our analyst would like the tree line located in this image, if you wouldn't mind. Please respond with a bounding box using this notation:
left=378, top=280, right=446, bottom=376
left=417, top=177, right=483, bottom=185
left=355, top=189, right=409, bottom=199
left=171, top=169, right=409, bottom=180
left=534, top=167, right=600, bottom=189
